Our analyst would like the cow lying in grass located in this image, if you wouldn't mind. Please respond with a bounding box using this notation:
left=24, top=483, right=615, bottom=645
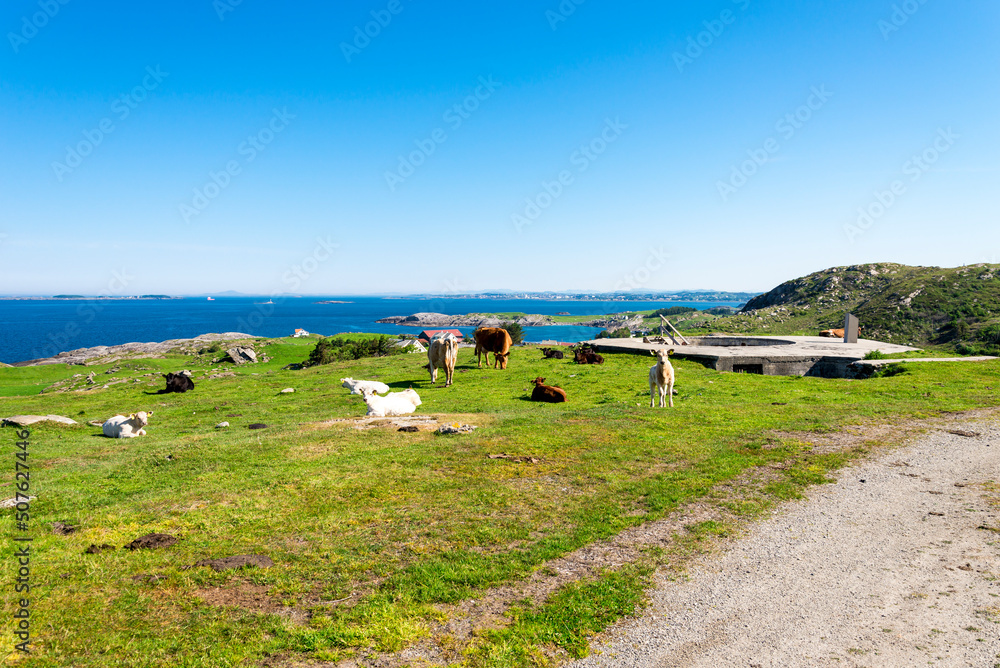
left=573, top=345, right=604, bottom=365
left=530, top=377, right=567, bottom=403
left=649, top=348, right=675, bottom=408
left=341, top=378, right=390, bottom=396
left=540, top=347, right=564, bottom=359
left=163, top=372, right=194, bottom=393
left=359, top=388, right=421, bottom=417
left=102, top=411, right=153, bottom=438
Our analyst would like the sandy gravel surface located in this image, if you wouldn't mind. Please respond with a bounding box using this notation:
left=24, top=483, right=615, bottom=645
left=572, top=420, right=1000, bottom=668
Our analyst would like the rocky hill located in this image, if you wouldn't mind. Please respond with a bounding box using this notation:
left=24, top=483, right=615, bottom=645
left=375, top=312, right=556, bottom=327
left=706, top=263, right=1000, bottom=350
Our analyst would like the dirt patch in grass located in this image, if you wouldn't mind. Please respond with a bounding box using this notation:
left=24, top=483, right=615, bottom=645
left=197, top=579, right=311, bottom=626
left=304, top=413, right=492, bottom=433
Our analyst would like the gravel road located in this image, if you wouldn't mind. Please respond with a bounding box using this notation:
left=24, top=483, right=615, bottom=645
left=571, top=419, right=1000, bottom=668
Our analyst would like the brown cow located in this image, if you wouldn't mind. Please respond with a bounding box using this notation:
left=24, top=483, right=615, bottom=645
left=530, top=377, right=567, bottom=403
left=540, top=347, right=564, bottom=359
left=573, top=345, right=604, bottom=365
left=473, top=327, right=513, bottom=369
left=818, top=328, right=845, bottom=338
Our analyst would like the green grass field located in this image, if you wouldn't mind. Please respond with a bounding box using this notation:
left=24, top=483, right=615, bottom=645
left=2, top=336, right=998, bottom=667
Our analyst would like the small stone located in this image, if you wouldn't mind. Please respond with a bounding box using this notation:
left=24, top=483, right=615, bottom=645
left=280, top=388, right=295, bottom=394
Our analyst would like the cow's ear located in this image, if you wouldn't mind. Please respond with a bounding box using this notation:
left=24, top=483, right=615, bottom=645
left=668, top=349, right=675, bottom=356
left=147, top=411, right=154, bottom=416
left=128, top=413, right=135, bottom=419
left=649, top=350, right=655, bottom=356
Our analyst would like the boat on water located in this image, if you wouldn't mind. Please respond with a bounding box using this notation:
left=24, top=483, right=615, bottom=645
left=207, top=297, right=214, bottom=301
left=255, top=299, right=275, bottom=305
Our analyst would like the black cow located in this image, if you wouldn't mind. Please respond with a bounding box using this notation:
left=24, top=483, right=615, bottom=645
left=540, top=347, right=564, bottom=360
left=163, top=372, right=195, bottom=393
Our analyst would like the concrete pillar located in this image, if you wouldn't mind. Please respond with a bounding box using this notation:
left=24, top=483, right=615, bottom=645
left=844, top=313, right=859, bottom=344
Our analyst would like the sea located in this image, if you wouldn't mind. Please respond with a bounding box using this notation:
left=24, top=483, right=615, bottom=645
left=0, top=296, right=744, bottom=365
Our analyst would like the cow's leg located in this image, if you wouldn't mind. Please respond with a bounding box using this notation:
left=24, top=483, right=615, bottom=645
left=667, top=378, right=674, bottom=408
left=650, top=378, right=656, bottom=408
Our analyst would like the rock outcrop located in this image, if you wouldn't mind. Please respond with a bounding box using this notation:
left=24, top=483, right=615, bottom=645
left=13, top=333, right=254, bottom=367
left=376, top=312, right=555, bottom=327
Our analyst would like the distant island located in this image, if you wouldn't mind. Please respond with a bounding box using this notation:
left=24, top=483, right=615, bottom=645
left=315, top=300, right=352, bottom=304
left=380, top=291, right=757, bottom=302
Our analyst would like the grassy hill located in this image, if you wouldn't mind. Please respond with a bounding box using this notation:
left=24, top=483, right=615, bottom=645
left=691, top=262, right=1000, bottom=351
left=3, top=333, right=1000, bottom=666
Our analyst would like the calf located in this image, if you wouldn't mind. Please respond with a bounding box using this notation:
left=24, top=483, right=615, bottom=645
left=360, top=388, right=422, bottom=417
left=818, top=328, right=845, bottom=338
left=649, top=348, right=675, bottom=408
left=102, top=411, right=153, bottom=438
left=530, top=377, right=567, bottom=403
left=428, top=332, right=459, bottom=387
left=540, top=347, right=564, bottom=360
left=573, top=345, right=604, bottom=365
left=341, top=378, right=390, bottom=396
left=163, top=372, right=194, bottom=393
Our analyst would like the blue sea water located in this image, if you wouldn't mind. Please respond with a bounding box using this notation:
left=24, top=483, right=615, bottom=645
left=0, top=296, right=743, bottom=365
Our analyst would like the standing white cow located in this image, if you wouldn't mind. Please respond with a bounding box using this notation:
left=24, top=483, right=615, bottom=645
left=649, top=348, right=675, bottom=408
left=427, top=332, right=459, bottom=387
left=102, top=411, right=153, bottom=438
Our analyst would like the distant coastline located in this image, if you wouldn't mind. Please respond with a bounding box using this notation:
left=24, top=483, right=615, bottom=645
left=0, top=295, right=184, bottom=301
left=0, top=295, right=744, bottom=364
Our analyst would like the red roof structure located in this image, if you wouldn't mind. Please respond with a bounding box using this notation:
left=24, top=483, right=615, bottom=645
left=418, top=329, right=464, bottom=343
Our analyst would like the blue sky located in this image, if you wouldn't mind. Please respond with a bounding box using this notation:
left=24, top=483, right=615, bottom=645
left=1, top=1, right=997, bottom=296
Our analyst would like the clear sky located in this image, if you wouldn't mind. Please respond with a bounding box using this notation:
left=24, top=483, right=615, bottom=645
left=1, top=1, right=997, bottom=296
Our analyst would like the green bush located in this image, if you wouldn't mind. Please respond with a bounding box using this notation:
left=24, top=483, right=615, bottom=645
left=596, top=327, right=632, bottom=339
left=977, top=323, right=1000, bottom=345
left=862, top=349, right=887, bottom=360
left=956, top=342, right=1000, bottom=357
left=872, top=363, right=908, bottom=378
left=306, top=335, right=404, bottom=366
left=499, top=322, right=525, bottom=345
left=653, top=306, right=697, bottom=318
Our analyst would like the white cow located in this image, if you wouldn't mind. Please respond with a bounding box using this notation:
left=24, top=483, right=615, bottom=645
left=340, top=377, right=390, bottom=396
left=427, top=332, right=459, bottom=387
left=102, top=411, right=153, bottom=438
left=649, top=348, right=675, bottom=408
left=360, top=388, right=421, bottom=417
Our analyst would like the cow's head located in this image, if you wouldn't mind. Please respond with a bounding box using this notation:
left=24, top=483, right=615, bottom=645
left=531, top=377, right=545, bottom=386
left=129, top=411, right=152, bottom=426
left=495, top=352, right=509, bottom=369
left=651, top=348, right=674, bottom=364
